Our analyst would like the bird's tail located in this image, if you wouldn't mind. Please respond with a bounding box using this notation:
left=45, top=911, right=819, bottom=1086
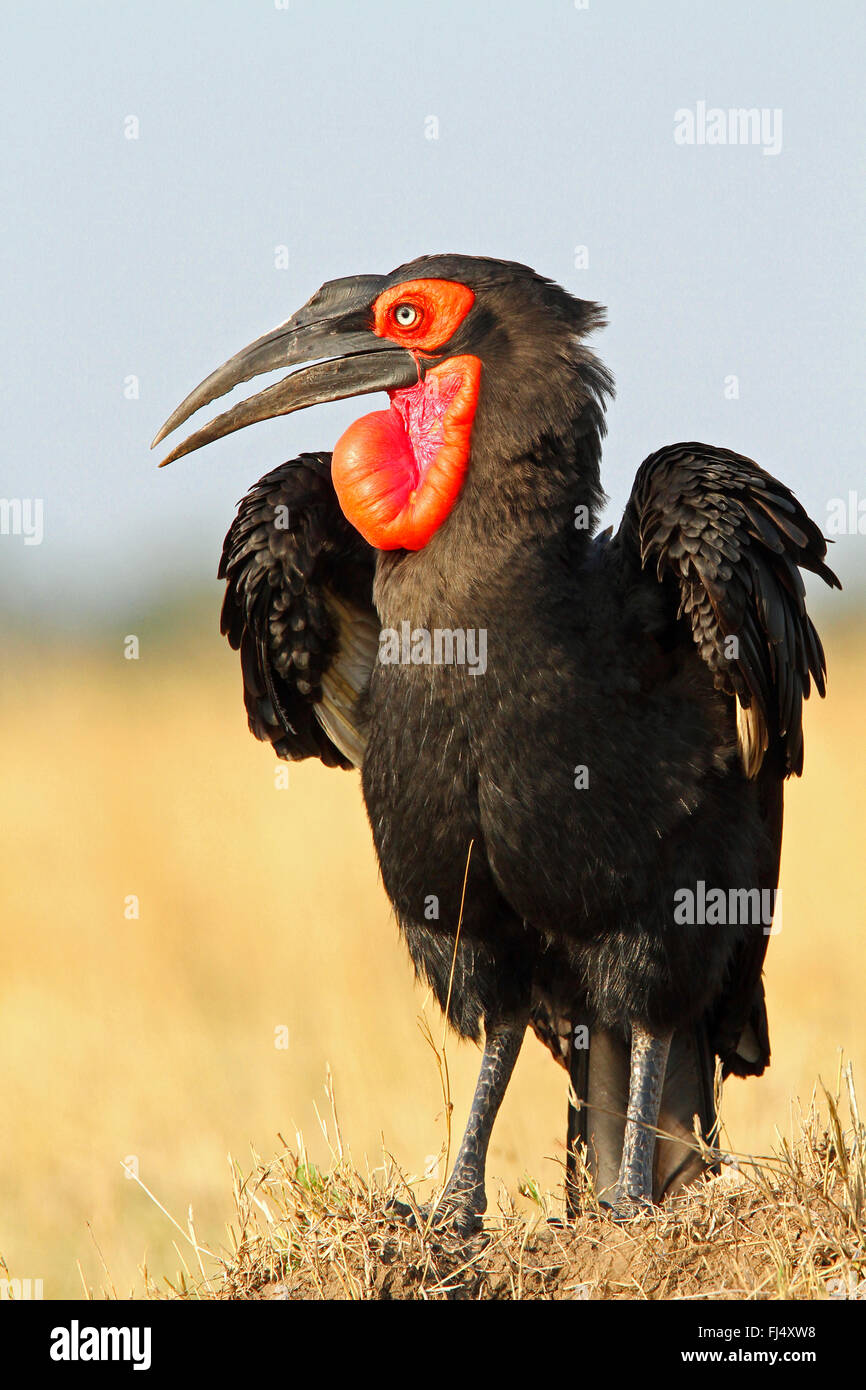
left=566, top=1021, right=718, bottom=1209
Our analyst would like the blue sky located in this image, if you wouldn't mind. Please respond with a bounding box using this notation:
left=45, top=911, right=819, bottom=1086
left=2, top=0, right=863, bottom=625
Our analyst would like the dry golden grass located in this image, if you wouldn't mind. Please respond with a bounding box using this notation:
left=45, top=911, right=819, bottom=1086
left=0, top=615, right=863, bottom=1300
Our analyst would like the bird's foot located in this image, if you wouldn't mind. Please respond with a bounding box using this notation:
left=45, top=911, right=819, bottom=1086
left=598, top=1187, right=655, bottom=1223
left=388, top=1180, right=486, bottom=1238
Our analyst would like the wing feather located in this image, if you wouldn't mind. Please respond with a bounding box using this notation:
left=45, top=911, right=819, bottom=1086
left=618, top=443, right=840, bottom=777
left=219, top=452, right=378, bottom=769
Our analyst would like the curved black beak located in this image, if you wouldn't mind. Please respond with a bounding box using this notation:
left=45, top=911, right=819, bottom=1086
left=152, top=275, right=419, bottom=466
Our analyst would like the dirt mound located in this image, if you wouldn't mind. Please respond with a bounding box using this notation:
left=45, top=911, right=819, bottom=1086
left=155, top=1069, right=865, bottom=1301
left=238, top=1173, right=841, bottom=1301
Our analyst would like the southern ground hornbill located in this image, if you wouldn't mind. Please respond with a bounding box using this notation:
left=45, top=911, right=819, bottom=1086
left=154, top=255, right=838, bottom=1230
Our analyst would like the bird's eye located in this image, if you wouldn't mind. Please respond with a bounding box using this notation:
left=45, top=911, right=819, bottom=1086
left=393, top=303, right=420, bottom=328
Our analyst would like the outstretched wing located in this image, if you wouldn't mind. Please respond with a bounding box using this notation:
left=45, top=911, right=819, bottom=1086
left=616, top=443, right=840, bottom=777
left=219, top=452, right=380, bottom=769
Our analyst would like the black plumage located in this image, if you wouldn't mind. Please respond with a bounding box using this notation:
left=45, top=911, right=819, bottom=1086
left=219, top=454, right=378, bottom=768
left=157, top=254, right=839, bottom=1229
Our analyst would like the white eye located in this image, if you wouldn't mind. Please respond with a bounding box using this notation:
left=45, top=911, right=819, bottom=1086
left=393, top=302, right=419, bottom=327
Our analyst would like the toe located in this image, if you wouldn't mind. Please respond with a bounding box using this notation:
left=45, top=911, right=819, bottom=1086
left=386, top=1192, right=484, bottom=1236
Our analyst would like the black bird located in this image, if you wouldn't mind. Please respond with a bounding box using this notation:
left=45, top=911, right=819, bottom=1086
left=154, top=255, right=838, bottom=1229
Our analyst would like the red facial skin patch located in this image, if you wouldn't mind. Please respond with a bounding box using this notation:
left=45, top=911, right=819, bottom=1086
left=371, top=279, right=476, bottom=352
left=332, top=354, right=481, bottom=550
left=332, top=277, right=479, bottom=550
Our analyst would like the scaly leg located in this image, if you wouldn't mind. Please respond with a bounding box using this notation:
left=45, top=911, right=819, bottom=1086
left=397, top=1012, right=528, bottom=1236
left=603, top=1020, right=672, bottom=1216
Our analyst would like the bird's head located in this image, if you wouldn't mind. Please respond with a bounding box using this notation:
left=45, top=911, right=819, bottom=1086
left=154, top=254, right=611, bottom=550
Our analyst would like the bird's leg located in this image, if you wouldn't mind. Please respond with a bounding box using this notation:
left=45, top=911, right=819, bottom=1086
left=604, top=1020, right=672, bottom=1217
left=396, top=1011, right=527, bottom=1237
left=435, top=1011, right=528, bottom=1229
left=565, top=1030, right=589, bottom=1220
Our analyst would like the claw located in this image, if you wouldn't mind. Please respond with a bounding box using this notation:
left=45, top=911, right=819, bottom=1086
left=599, top=1189, right=655, bottom=1223
left=386, top=1190, right=484, bottom=1237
